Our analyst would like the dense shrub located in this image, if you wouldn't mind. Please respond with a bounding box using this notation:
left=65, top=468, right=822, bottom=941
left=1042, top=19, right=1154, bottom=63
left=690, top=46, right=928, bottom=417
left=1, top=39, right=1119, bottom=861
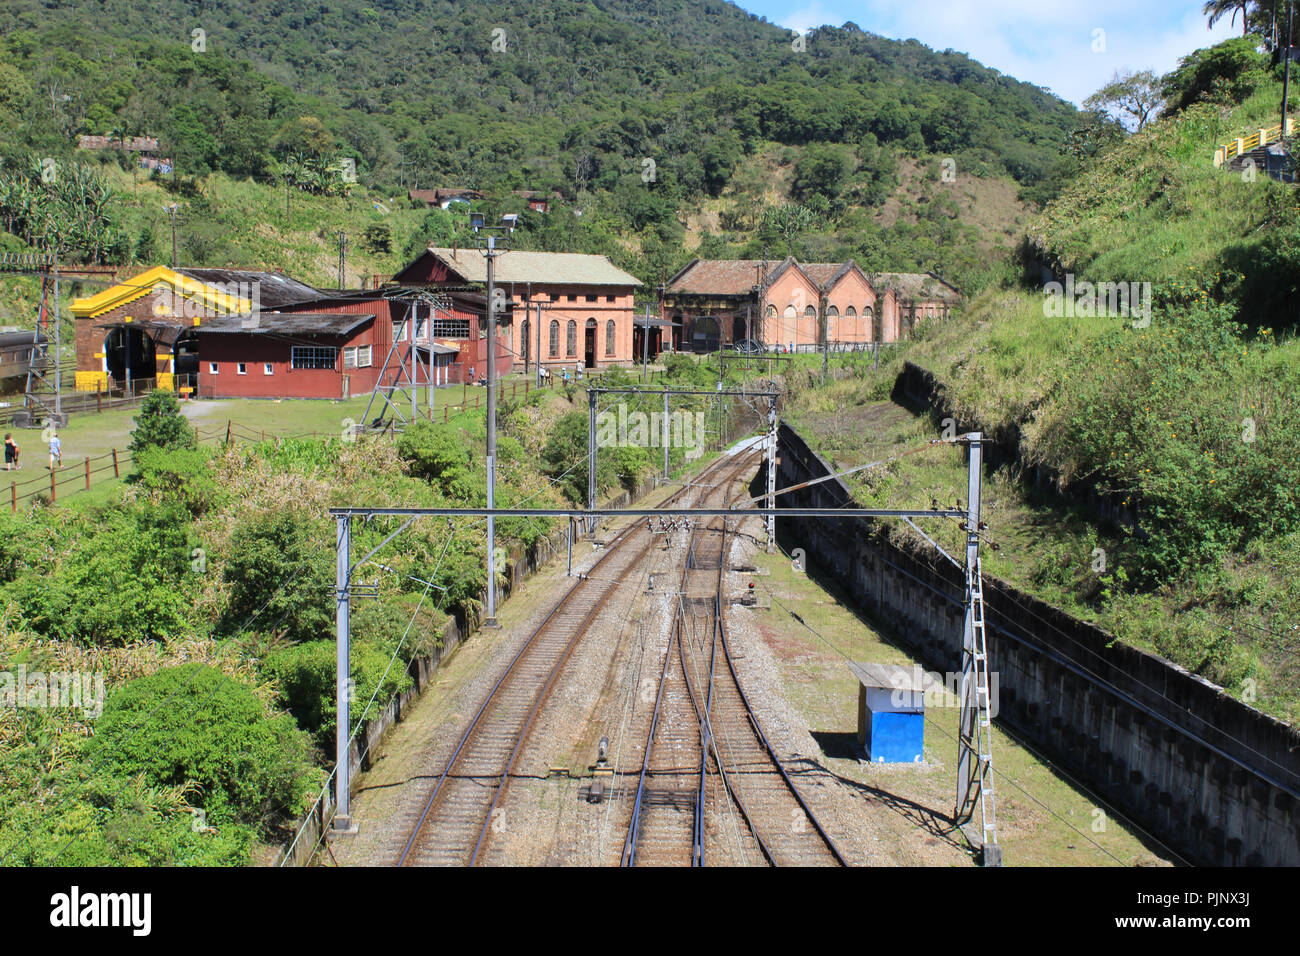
left=396, top=421, right=482, bottom=500
left=1029, top=305, right=1300, bottom=583
left=87, top=663, right=317, bottom=829
left=220, top=506, right=333, bottom=642
left=4, top=502, right=198, bottom=643
left=132, top=445, right=217, bottom=517
left=1162, top=37, right=1268, bottom=113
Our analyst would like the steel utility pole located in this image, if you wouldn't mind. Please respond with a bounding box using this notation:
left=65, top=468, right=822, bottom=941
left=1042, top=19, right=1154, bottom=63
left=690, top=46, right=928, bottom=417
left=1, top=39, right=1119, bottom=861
left=165, top=204, right=179, bottom=270
left=52, top=255, right=61, bottom=421
left=484, top=233, right=500, bottom=626
left=332, top=515, right=357, bottom=834
left=409, top=301, right=418, bottom=423
left=820, top=294, right=830, bottom=385
left=1284, top=1, right=1295, bottom=139
left=955, top=432, right=998, bottom=864
left=587, top=388, right=598, bottom=532
left=765, top=396, right=776, bottom=551
left=641, top=305, right=650, bottom=382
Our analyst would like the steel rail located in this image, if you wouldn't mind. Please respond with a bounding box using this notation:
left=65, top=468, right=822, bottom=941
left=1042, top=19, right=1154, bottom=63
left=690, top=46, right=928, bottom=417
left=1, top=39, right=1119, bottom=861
left=397, top=486, right=661, bottom=866
left=400, top=451, right=759, bottom=866
left=619, top=451, right=759, bottom=866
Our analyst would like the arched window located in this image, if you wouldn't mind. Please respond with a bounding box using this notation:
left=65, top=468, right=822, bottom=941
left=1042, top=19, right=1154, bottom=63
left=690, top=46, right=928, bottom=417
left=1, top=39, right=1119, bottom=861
left=566, top=320, right=576, bottom=356
left=606, top=319, right=616, bottom=355
left=549, top=319, right=559, bottom=357
left=825, top=305, right=839, bottom=343
left=765, top=304, right=777, bottom=317
left=845, top=306, right=857, bottom=317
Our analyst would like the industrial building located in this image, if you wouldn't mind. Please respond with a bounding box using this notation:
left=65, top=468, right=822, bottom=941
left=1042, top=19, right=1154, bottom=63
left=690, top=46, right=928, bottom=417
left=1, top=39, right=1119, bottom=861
left=662, top=257, right=961, bottom=351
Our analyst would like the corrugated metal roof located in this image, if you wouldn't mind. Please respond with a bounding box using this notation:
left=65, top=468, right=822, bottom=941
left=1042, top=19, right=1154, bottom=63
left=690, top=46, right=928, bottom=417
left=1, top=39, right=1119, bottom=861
left=177, top=269, right=323, bottom=309
left=0, top=331, right=46, bottom=347
left=425, top=248, right=641, bottom=287
left=195, top=312, right=373, bottom=336
left=849, top=662, right=935, bottom=693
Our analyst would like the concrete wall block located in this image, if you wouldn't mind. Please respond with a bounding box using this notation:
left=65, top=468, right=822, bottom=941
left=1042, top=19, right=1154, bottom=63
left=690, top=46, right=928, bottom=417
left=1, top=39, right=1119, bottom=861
left=777, top=422, right=1300, bottom=867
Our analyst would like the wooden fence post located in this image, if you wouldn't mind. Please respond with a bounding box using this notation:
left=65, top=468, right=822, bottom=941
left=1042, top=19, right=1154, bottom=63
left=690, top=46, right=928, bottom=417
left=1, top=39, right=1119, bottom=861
left=96, top=393, right=102, bottom=413
left=49, top=469, right=55, bottom=504
left=84, top=457, right=90, bottom=491
left=444, top=406, right=448, bottom=423
left=112, top=448, right=119, bottom=478
left=10, top=482, right=14, bottom=513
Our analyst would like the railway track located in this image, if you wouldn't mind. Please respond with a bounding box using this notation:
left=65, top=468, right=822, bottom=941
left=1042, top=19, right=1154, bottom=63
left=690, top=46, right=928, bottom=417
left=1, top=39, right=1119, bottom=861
left=397, top=451, right=758, bottom=867
left=622, top=449, right=847, bottom=867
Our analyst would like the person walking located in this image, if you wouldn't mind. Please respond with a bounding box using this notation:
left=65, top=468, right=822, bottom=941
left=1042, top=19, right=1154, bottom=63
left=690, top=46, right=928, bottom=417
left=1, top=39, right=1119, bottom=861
left=48, top=430, right=62, bottom=470
left=3, top=433, right=18, bottom=471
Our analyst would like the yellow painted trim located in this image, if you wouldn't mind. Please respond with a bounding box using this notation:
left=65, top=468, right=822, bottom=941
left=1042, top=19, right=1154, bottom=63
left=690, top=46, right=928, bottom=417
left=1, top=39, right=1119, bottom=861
left=70, top=265, right=252, bottom=320
left=156, top=372, right=174, bottom=391
left=74, top=370, right=109, bottom=392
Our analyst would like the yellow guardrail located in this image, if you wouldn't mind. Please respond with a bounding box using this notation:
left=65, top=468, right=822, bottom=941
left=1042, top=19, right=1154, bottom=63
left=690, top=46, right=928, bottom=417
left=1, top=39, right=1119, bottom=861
left=1214, top=118, right=1294, bottom=167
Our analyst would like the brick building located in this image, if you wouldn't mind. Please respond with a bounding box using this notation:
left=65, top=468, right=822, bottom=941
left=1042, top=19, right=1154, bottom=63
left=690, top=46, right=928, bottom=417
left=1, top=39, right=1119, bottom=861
left=393, top=247, right=641, bottom=372
left=71, top=266, right=504, bottom=399
left=663, top=257, right=961, bottom=351
left=70, top=266, right=322, bottom=392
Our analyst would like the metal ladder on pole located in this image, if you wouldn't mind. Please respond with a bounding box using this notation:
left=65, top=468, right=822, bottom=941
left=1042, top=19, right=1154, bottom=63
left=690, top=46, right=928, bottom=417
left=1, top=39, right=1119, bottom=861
left=23, top=275, right=58, bottom=423
left=955, top=431, right=999, bottom=863
left=964, top=555, right=997, bottom=849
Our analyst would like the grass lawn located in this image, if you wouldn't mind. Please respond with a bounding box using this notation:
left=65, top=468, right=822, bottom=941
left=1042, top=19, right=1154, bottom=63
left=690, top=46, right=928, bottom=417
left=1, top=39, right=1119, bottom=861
left=748, top=540, right=1173, bottom=866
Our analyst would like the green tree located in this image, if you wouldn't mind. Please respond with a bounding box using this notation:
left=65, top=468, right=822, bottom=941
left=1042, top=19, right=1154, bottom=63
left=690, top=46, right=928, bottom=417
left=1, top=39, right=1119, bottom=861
left=220, top=506, right=334, bottom=642
left=1084, top=70, right=1164, bottom=132
left=128, top=389, right=197, bottom=457
left=792, top=144, right=855, bottom=202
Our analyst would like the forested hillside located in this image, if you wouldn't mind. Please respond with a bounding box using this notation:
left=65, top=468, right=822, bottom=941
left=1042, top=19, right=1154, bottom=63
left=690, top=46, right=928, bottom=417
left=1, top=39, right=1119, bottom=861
left=0, top=0, right=1080, bottom=288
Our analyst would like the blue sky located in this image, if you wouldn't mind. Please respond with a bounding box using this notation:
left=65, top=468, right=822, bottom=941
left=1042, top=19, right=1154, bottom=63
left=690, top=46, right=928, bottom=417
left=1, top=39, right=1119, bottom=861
left=735, top=1, right=1245, bottom=105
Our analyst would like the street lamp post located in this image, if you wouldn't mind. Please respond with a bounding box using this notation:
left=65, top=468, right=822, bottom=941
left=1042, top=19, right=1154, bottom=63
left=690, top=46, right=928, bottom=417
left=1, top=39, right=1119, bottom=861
left=471, top=211, right=515, bottom=627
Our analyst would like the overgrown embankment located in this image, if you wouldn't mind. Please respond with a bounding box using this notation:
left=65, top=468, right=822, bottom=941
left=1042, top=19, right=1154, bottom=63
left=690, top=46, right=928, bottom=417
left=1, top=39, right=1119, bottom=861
left=777, top=72, right=1300, bottom=723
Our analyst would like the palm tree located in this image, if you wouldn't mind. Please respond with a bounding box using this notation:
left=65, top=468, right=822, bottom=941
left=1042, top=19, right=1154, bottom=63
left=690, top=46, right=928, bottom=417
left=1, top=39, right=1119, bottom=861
left=1204, top=0, right=1259, bottom=36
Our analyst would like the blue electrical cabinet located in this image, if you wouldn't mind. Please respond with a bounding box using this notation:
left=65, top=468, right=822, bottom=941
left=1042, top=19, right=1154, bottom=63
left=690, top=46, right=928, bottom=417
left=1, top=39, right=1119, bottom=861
left=850, top=662, right=926, bottom=763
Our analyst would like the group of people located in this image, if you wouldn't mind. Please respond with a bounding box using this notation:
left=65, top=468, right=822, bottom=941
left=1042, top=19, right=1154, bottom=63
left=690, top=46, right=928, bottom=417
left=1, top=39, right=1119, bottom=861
left=468, top=364, right=587, bottom=385
left=3, top=430, right=63, bottom=472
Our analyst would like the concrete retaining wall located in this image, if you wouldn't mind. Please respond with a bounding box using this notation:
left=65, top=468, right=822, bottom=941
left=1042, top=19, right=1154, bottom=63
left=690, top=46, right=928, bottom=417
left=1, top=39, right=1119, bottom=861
left=777, top=422, right=1300, bottom=866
